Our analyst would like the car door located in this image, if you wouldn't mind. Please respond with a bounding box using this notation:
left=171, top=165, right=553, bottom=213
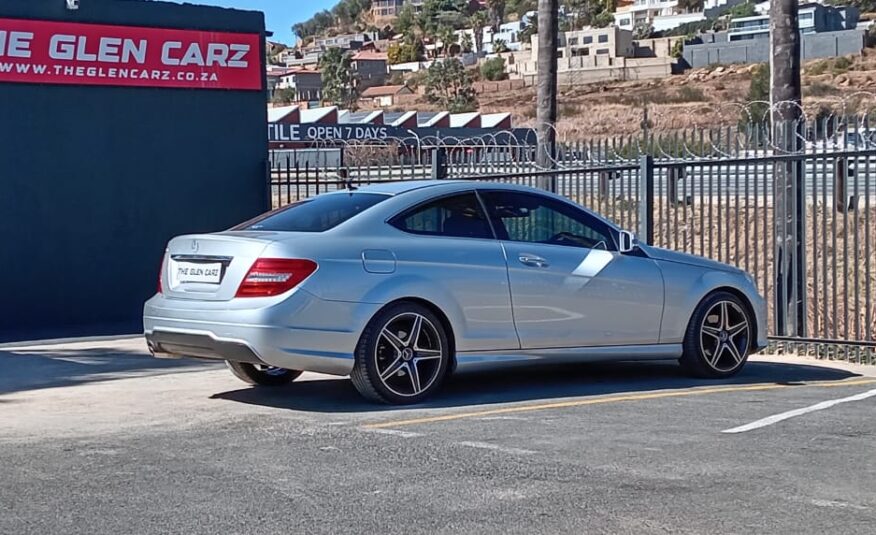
left=389, top=191, right=519, bottom=351
left=480, top=190, right=664, bottom=349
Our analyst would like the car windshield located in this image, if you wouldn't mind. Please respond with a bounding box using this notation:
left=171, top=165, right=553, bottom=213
left=235, top=192, right=389, bottom=232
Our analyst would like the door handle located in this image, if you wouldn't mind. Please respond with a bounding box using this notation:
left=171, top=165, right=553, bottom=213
left=518, top=254, right=549, bottom=268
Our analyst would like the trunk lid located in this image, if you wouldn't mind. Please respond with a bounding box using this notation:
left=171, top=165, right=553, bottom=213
left=161, top=233, right=277, bottom=301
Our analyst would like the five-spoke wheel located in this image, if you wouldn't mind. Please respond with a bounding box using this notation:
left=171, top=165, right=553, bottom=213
left=352, top=302, right=450, bottom=404
left=681, top=292, right=752, bottom=378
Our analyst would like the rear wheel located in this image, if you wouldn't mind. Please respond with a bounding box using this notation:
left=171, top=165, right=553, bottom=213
left=680, top=292, right=753, bottom=378
left=351, top=302, right=450, bottom=404
left=226, top=361, right=302, bottom=386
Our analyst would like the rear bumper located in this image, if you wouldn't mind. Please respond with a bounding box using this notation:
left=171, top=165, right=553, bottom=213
left=146, top=330, right=266, bottom=365
left=143, top=288, right=382, bottom=376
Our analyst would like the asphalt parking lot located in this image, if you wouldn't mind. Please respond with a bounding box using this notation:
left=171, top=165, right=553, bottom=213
left=1, top=338, right=875, bottom=534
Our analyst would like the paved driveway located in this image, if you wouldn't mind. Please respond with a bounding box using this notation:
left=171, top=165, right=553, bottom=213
left=1, top=338, right=875, bottom=534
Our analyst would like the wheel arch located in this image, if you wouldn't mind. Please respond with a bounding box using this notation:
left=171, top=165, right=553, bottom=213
left=693, top=286, right=759, bottom=351
left=371, top=297, right=458, bottom=373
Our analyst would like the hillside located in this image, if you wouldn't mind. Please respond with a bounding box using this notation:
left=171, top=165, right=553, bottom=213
left=475, top=51, right=876, bottom=138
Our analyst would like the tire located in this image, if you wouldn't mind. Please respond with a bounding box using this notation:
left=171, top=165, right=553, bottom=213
left=351, top=302, right=451, bottom=405
left=680, top=291, right=753, bottom=379
left=226, top=361, right=302, bottom=386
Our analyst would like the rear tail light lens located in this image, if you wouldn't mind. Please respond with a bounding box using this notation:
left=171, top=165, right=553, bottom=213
left=158, top=253, right=166, bottom=294
left=235, top=258, right=317, bottom=298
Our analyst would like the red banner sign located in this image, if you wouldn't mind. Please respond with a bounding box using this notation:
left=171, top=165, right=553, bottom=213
left=0, top=18, right=262, bottom=90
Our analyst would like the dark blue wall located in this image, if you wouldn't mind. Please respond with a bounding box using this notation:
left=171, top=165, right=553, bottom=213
left=0, top=0, right=269, bottom=342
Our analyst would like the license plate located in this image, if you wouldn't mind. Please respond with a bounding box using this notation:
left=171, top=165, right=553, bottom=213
left=170, top=261, right=222, bottom=285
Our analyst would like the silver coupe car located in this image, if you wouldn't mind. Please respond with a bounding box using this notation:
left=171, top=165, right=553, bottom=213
left=144, top=180, right=767, bottom=404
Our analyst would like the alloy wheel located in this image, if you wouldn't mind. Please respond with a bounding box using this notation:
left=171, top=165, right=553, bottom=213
left=374, top=312, right=444, bottom=398
left=699, top=300, right=750, bottom=372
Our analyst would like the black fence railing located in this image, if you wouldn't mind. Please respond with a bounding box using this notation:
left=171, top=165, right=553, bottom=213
left=268, top=117, right=876, bottom=363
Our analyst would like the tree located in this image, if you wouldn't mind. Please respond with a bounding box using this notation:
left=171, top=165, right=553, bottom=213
left=271, top=87, right=297, bottom=105
left=676, top=0, right=704, bottom=12
left=425, top=59, right=478, bottom=112
left=470, top=10, right=489, bottom=56
left=387, top=41, right=423, bottom=64
left=591, top=10, right=614, bottom=28
left=461, top=31, right=474, bottom=53
left=420, top=0, right=470, bottom=34
left=633, top=22, right=654, bottom=40
left=507, top=0, right=538, bottom=19
left=535, top=0, right=558, bottom=188
left=770, top=0, right=804, bottom=337
left=438, top=26, right=458, bottom=57
left=492, top=38, right=510, bottom=54
left=320, top=47, right=359, bottom=110
left=480, top=56, right=507, bottom=81
left=395, top=3, right=418, bottom=35
left=519, top=16, right=537, bottom=48
left=487, top=0, right=507, bottom=30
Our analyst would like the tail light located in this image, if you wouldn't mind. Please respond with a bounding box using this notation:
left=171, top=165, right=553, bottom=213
left=236, top=258, right=317, bottom=298
left=157, top=253, right=166, bottom=294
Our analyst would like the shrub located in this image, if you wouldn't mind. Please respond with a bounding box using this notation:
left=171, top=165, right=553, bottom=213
left=805, top=82, right=840, bottom=97
left=677, top=85, right=707, bottom=102
left=480, top=57, right=507, bottom=81
left=833, top=56, right=853, bottom=73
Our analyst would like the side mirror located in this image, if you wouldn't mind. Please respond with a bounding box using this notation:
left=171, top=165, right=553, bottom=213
left=618, top=230, right=637, bottom=254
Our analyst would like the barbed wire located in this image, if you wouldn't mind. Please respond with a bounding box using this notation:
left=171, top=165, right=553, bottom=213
left=270, top=99, right=876, bottom=172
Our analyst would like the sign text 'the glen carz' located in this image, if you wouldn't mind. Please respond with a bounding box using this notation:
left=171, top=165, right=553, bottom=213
left=0, top=18, right=262, bottom=90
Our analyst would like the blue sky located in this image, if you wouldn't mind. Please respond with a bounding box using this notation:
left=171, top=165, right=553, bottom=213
left=170, top=0, right=337, bottom=44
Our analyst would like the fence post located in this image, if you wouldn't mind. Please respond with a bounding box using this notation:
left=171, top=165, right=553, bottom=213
left=638, top=155, right=654, bottom=244
left=431, top=147, right=447, bottom=180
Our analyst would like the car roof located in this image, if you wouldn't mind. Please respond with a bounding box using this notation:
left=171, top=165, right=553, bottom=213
left=330, top=179, right=541, bottom=196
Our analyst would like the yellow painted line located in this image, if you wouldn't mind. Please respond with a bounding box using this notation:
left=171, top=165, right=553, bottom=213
left=363, top=378, right=876, bottom=430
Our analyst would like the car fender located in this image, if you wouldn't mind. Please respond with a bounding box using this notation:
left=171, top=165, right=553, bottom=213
left=356, top=273, right=469, bottom=347
left=659, top=263, right=757, bottom=344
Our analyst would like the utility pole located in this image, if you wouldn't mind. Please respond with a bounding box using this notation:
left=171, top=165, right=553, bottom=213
left=535, top=0, right=558, bottom=191
left=770, top=0, right=806, bottom=337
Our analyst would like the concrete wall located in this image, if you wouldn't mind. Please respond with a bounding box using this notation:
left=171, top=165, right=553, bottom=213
left=684, top=29, right=865, bottom=68
left=0, top=0, right=268, bottom=342
left=517, top=58, right=673, bottom=85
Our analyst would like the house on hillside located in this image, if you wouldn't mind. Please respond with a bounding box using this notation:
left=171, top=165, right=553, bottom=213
left=372, top=0, right=405, bottom=24
left=683, top=3, right=863, bottom=68
left=613, top=0, right=747, bottom=33
left=359, top=85, right=414, bottom=107
left=274, top=69, right=323, bottom=102
left=352, top=50, right=389, bottom=90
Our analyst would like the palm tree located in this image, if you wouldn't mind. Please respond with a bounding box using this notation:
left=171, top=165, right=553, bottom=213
left=438, top=26, right=457, bottom=57
left=486, top=0, right=506, bottom=31
left=469, top=10, right=489, bottom=57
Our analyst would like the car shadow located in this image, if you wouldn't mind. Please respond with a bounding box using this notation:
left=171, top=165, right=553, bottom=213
left=210, top=359, right=861, bottom=414
left=0, top=344, right=220, bottom=396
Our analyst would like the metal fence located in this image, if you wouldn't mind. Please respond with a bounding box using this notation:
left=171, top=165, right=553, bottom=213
left=268, top=116, right=876, bottom=363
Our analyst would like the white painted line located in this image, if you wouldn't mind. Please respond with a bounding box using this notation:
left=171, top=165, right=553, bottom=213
left=362, top=428, right=424, bottom=438
left=455, top=441, right=537, bottom=455
left=722, top=388, right=876, bottom=434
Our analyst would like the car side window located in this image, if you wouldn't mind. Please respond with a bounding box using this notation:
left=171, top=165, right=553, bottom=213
left=482, top=191, right=615, bottom=250
left=391, top=192, right=494, bottom=240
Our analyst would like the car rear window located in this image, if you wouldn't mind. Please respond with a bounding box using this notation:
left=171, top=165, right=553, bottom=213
left=235, top=192, right=389, bottom=232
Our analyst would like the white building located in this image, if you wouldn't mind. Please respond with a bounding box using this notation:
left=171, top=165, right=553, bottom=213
left=613, top=0, right=743, bottom=33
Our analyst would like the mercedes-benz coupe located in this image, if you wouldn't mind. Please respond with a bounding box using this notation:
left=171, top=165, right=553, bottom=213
left=144, top=181, right=767, bottom=404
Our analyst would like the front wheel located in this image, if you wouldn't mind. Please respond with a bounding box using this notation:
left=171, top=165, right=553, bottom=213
left=226, top=361, right=302, bottom=386
left=351, top=302, right=451, bottom=404
left=680, top=292, right=753, bottom=378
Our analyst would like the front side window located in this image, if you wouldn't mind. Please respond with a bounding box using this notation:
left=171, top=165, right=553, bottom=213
left=598, top=34, right=608, bottom=43
left=391, top=192, right=493, bottom=239
left=235, top=192, right=388, bottom=232
left=482, top=191, right=614, bottom=250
